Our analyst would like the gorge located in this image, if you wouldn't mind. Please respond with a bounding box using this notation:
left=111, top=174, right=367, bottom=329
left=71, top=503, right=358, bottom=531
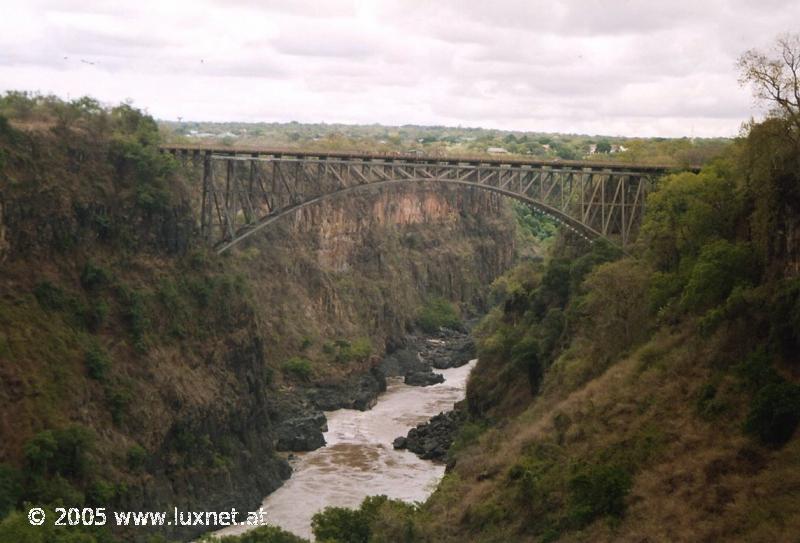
left=3, top=77, right=800, bottom=543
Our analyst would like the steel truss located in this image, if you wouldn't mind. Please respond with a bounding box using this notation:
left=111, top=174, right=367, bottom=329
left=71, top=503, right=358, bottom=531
left=164, top=146, right=670, bottom=254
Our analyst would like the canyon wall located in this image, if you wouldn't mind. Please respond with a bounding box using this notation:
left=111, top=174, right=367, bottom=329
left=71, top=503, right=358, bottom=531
left=0, top=121, right=517, bottom=539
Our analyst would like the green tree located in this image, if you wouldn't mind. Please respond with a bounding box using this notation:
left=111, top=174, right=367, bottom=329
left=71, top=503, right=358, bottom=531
left=640, top=165, right=740, bottom=271
left=680, top=240, right=759, bottom=312
left=581, top=259, right=651, bottom=358
left=595, top=139, right=612, bottom=153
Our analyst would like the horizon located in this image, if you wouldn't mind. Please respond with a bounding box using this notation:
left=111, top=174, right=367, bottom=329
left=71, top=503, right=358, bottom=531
left=156, top=117, right=735, bottom=141
left=2, top=1, right=798, bottom=138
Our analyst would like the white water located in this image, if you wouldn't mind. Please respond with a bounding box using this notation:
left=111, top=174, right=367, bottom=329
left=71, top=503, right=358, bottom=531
left=217, top=360, right=475, bottom=540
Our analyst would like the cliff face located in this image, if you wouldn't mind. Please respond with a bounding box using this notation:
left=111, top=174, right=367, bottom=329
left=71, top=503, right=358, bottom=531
left=0, top=121, right=516, bottom=539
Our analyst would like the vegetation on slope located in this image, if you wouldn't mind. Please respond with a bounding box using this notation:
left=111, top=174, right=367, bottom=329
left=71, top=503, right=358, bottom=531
left=0, top=91, right=518, bottom=542
left=300, top=36, right=800, bottom=542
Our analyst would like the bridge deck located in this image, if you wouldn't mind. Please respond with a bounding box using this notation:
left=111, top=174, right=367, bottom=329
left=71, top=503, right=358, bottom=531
left=160, top=143, right=695, bottom=174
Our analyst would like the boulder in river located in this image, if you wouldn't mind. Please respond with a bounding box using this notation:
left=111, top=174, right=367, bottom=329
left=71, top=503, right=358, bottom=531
left=404, top=370, right=445, bottom=387
left=397, top=409, right=466, bottom=461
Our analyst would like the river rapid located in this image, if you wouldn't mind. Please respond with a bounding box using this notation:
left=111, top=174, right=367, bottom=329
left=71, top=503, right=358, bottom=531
left=217, top=360, right=475, bottom=540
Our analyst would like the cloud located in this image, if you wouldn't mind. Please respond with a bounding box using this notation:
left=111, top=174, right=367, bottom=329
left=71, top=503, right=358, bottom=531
left=0, top=0, right=796, bottom=137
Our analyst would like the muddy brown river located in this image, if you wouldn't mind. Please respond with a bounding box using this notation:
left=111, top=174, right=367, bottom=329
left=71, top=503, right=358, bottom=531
left=217, top=360, right=475, bottom=540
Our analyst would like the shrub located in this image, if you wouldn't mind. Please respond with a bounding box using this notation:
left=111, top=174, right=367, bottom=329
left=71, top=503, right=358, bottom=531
left=281, top=357, right=313, bottom=382
left=695, top=383, right=725, bottom=419
left=119, top=287, right=150, bottom=352
left=84, top=299, right=109, bottom=332
left=80, top=261, right=110, bottom=290
left=104, top=380, right=133, bottom=425
left=0, top=507, right=108, bottom=543
left=647, top=271, right=685, bottom=314
left=510, top=335, right=543, bottom=394
left=33, top=281, right=69, bottom=311
left=312, top=506, right=368, bottom=543
left=200, top=524, right=307, bottom=543
left=23, top=430, right=58, bottom=476
left=332, top=337, right=372, bottom=363
left=126, top=445, right=147, bottom=471
left=85, top=343, right=111, bottom=380
left=311, top=495, right=398, bottom=543
left=568, top=464, right=632, bottom=527
left=735, top=348, right=781, bottom=392
left=745, top=382, right=800, bottom=446
left=0, top=464, right=21, bottom=519
left=24, top=426, right=94, bottom=479
left=417, top=297, right=461, bottom=333
left=449, top=421, right=488, bottom=457
left=85, top=479, right=116, bottom=506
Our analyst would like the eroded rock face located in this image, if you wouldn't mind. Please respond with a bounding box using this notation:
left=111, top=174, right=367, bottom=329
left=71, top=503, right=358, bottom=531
left=0, top=129, right=516, bottom=541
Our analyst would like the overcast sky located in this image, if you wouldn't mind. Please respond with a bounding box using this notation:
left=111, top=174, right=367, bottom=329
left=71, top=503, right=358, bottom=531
left=1, top=0, right=797, bottom=137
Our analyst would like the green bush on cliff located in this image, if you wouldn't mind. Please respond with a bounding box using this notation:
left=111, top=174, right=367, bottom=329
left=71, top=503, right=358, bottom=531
left=282, top=357, right=313, bottom=381
left=567, top=463, right=632, bottom=527
left=24, top=426, right=94, bottom=480
left=311, top=495, right=416, bottom=543
left=680, top=240, right=759, bottom=312
left=330, top=338, right=372, bottom=363
left=84, top=343, right=111, bottom=380
left=126, top=445, right=147, bottom=471
left=417, top=297, right=461, bottom=333
left=33, top=281, right=72, bottom=312
left=80, top=261, right=111, bottom=291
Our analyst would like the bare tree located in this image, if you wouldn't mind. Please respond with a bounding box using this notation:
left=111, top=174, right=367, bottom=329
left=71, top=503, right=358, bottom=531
left=738, top=33, right=800, bottom=131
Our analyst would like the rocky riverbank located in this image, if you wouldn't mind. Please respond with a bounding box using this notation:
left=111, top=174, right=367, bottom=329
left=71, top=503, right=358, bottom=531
left=392, top=405, right=466, bottom=461
left=272, top=327, right=476, bottom=454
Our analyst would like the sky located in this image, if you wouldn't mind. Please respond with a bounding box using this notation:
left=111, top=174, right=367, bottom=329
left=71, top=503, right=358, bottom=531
left=0, top=0, right=798, bottom=137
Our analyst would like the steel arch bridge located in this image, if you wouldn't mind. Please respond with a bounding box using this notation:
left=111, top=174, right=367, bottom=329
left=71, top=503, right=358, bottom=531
left=162, top=145, right=692, bottom=254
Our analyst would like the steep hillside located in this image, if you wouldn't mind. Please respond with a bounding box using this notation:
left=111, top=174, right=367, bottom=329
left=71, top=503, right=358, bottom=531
left=297, top=107, right=800, bottom=543
left=0, top=96, right=517, bottom=541
left=428, top=115, right=800, bottom=542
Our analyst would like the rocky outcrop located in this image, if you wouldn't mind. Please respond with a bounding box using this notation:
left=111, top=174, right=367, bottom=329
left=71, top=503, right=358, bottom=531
left=307, top=367, right=387, bottom=411
left=404, top=370, right=445, bottom=387
left=269, top=395, right=329, bottom=452
left=380, top=328, right=476, bottom=379
left=426, top=335, right=476, bottom=370
left=274, top=414, right=327, bottom=451
left=394, top=408, right=466, bottom=461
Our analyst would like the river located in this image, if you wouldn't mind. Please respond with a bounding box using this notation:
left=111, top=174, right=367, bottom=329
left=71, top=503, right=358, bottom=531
left=217, top=360, right=475, bottom=540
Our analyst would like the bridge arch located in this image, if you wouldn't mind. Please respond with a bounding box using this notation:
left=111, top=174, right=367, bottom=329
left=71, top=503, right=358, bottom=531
left=214, top=177, right=606, bottom=254
left=163, top=145, right=678, bottom=253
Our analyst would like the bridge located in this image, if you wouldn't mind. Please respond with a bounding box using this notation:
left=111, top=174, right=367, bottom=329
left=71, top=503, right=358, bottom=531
left=161, top=144, right=691, bottom=254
